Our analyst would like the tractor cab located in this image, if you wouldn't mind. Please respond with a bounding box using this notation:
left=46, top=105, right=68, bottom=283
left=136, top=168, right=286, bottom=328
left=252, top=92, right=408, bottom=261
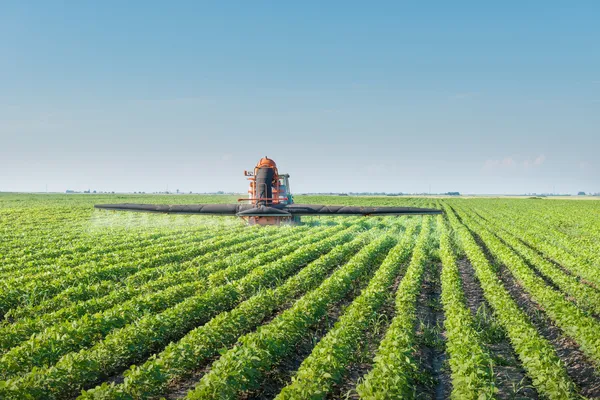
left=277, top=174, right=293, bottom=205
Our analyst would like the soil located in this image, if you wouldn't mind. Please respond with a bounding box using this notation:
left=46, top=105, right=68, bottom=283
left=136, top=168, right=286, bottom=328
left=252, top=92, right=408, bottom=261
left=242, top=293, right=355, bottom=400
left=493, top=232, right=600, bottom=320
left=451, top=206, right=539, bottom=399
left=160, top=256, right=359, bottom=399
left=494, top=258, right=600, bottom=398
left=471, top=209, right=600, bottom=292
left=164, top=367, right=209, bottom=399
left=412, top=259, right=451, bottom=400
left=456, top=258, right=538, bottom=400
left=331, top=265, right=405, bottom=399
left=460, top=209, right=600, bottom=398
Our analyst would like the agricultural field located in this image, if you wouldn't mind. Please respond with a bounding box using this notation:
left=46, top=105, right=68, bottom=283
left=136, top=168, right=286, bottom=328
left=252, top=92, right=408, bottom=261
left=0, top=193, right=599, bottom=399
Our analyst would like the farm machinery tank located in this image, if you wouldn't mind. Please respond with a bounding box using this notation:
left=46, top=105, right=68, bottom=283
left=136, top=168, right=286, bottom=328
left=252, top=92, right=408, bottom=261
left=95, top=157, right=442, bottom=225
left=239, top=157, right=299, bottom=225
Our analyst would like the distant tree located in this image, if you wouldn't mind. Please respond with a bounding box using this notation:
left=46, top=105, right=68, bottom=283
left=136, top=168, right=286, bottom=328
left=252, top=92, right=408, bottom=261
left=578, top=191, right=586, bottom=195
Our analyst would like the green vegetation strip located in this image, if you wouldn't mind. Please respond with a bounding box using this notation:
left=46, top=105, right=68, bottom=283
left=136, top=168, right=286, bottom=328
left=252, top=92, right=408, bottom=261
left=274, top=219, right=419, bottom=399
left=0, top=213, right=228, bottom=265
left=466, top=207, right=600, bottom=316
left=0, top=224, right=346, bottom=380
left=0, top=223, right=363, bottom=399
left=438, top=215, right=495, bottom=400
left=492, top=202, right=600, bottom=262
left=0, top=227, right=310, bottom=353
left=354, top=216, right=433, bottom=399
left=184, top=234, right=398, bottom=399
left=445, top=205, right=577, bottom=400
left=1, top=228, right=218, bottom=286
left=0, top=223, right=227, bottom=277
left=0, top=228, right=197, bottom=276
left=1, top=218, right=245, bottom=271
left=477, top=205, right=600, bottom=287
left=455, top=207, right=600, bottom=367
left=80, top=227, right=379, bottom=399
left=3, top=225, right=285, bottom=322
left=0, top=226, right=256, bottom=315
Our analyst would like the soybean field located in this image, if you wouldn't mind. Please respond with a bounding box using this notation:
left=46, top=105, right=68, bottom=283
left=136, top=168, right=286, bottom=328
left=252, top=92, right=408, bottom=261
left=1, top=193, right=599, bottom=399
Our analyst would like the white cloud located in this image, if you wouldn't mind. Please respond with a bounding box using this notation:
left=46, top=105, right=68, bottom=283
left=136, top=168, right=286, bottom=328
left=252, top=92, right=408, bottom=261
left=483, top=157, right=516, bottom=170
left=534, top=154, right=546, bottom=166
left=484, top=154, right=545, bottom=172
left=502, top=157, right=516, bottom=167
left=523, top=154, right=545, bottom=168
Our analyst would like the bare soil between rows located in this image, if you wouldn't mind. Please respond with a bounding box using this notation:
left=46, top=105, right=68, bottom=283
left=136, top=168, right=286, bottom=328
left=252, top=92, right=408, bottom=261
left=456, top=258, right=538, bottom=400
left=460, top=213, right=600, bottom=399
left=494, top=259, right=600, bottom=398
left=331, top=263, right=405, bottom=399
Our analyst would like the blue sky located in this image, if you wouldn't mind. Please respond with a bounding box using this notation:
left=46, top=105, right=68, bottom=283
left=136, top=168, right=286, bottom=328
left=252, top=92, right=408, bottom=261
left=1, top=1, right=599, bottom=194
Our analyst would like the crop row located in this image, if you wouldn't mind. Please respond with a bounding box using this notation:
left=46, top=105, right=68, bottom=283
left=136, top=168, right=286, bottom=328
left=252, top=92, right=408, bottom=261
left=437, top=214, right=495, bottom=400
left=4, top=221, right=244, bottom=281
left=0, top=226, right=312, bottom=354
left=471, top=203, right=600, bottom=287
left=1, top=228, right=215, bottom=281
left=275, top=218, right=420, bottom=399
left=0, top=223, right=366, bottom=399
left=3, top=226, right=291, bottom=323
left=80, top=223, right=384, bottom=399
left=184, top=234, right=399, bottom=399
left=454, top=206, right=600, bottom=366
left=463, top=207, right=600, bottom=316
left=0, top=223, right=347, bottom=380
left=0, top=226, right=219, bottom=277
left=3, top=225, right=297, bottom=323
left=355, top=216, right=433, bottom=398
left=0, top=215, right=248, bottom=274
left=0, top=226, right=268, bottom=316
left=479, top=200, right=600, bottom=260
left=444, top=205, right=578, bottom=399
